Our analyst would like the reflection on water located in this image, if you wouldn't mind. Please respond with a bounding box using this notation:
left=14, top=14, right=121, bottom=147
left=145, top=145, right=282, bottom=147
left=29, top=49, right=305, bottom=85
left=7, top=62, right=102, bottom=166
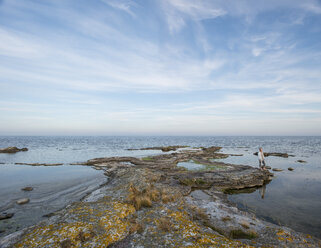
left=259, top=184, right=266, bottom=199
left=177, top=160, right=205, bottom=170
left=227, top=163, right=321, bottom=238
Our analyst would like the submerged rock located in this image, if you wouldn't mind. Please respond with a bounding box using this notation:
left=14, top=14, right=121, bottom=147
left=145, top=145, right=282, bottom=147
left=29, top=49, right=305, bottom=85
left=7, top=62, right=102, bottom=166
left=272, top=168, right=283, bottom=172
left=0, top=147, right=28, bottom=153
left=0, top=213, right=14, bottom=220
left=288, top=167, right=294, bottom=171
left=21, top=187, right=33, bottom=191
left=16, top=198, right=30, bottom=205
left=296, top=160, right=307, bottom=163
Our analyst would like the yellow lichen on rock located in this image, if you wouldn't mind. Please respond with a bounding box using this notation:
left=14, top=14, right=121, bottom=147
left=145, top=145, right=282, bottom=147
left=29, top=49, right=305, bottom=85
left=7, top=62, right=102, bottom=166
left=166, top=210, right=253, bottom=248
left=14, top=201, right=136, bottom=248
left=113, top=202, right=136, bottom=218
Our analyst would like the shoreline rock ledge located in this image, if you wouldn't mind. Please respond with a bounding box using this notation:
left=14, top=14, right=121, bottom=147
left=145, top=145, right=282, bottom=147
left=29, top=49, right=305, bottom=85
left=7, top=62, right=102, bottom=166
left=0, top=146, right=320, bottom=248
left=0, top=147, right=28, bottom=153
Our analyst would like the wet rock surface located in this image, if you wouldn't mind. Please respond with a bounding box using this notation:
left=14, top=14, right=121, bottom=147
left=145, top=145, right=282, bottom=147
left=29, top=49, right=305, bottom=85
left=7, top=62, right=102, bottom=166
left=0, top=147, right=28, bottom=153
left=1, top=146, right=320, bottom=248
left=253, top=152, right=294, bottom=158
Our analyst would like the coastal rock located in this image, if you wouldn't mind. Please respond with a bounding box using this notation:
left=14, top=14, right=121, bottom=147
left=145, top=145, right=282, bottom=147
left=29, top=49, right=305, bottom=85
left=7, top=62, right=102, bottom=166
left=288, top=167, right=294, bottom=171
left=127, top=145, right=189, bottom=152
left=0, top=147, right=28, bottom=153
left=272, top=168, right=283, bottom=172
left=296, top=160, right=307, bottom=163
left=1, top=145, right=320, bottom=248
left=0, top=213, right=14, bottom=220
left=16, top=198, right=30, bottom=205
left=253, top=152, right=294, bottom=158
left=15, top=163, right=63, bottom=166
left=21, top=187, right=33, bottom=191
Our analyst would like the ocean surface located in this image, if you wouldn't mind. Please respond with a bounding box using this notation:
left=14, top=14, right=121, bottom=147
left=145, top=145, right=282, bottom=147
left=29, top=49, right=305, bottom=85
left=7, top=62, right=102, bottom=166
left=0, top=136, right=320, bottom=239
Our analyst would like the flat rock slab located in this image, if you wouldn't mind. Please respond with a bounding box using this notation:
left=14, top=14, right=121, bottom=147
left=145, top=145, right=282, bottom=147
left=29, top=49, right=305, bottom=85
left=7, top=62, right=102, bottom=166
left=272, top=168, right=283, bottom=172
left=253, top=152, right=294, bottom=158
left=16, top=198, right=30, bottom=205
left=0, top=213, right=14, bottom=220
left=0, top=147, right=28, bottom=153
left=127, top=145, right=189, bottom=152
left=15, top=163, right=63, bottom=166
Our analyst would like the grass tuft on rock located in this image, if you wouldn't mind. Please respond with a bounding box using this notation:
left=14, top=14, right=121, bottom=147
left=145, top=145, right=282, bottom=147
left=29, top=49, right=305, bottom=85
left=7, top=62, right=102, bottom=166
left=142, top=156, right=153, bottom=161
left=229, top=229, right=257, bottom=239
left=156, top=217, right=172, bottom=232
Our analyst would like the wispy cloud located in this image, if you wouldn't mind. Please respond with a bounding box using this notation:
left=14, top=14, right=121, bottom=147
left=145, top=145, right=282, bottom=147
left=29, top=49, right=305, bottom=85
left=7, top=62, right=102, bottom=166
left=0, top=0, right=321, bottom=135
left=101, top=0, right=136, bottom=17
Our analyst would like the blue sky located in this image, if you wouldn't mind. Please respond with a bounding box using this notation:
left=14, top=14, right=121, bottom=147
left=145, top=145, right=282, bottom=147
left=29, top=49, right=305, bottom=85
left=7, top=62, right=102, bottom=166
left=0, top=0, right=321, bottom=135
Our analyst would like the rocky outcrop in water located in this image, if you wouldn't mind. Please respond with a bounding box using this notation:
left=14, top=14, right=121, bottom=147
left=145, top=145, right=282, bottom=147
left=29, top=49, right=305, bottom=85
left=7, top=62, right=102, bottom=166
left=0, top=147, right=28, bottom=153
left=21, top=187, right=33, bottom=191
left=0, top=213, right=14, bottom=221
left=15, top=163, right=63, bottom=166
left=253, top=152, right=294, bottom=158
left=127, top=145, right=189, bottom=152
left=16, top=198, right=30, bottom=205
left=1, top=146, right=319, bottom=248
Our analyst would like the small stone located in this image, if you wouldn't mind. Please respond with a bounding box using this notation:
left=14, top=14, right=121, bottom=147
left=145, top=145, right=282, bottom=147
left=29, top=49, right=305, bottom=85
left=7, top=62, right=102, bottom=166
left=265, top=166, right=271, bottom=169
left=0, top=213, right=14, bottom=220
left=272, top=168, right=283, bottom=172
left=296, top=160, right=307, bottom=163
left=21, top=187, right=33, bottom=191
left=288, top=167, right=294, bottom=171
left=16, top=198, right=30, bottom=205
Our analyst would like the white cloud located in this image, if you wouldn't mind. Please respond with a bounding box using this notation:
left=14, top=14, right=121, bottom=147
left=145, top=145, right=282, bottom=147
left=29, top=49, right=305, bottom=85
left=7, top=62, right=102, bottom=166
left=101, top=0, right=136, bottom=17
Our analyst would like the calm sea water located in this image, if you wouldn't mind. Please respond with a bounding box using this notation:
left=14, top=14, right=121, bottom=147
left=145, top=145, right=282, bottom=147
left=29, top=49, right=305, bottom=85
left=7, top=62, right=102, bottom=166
left=0, top=136, right=320, bottom=238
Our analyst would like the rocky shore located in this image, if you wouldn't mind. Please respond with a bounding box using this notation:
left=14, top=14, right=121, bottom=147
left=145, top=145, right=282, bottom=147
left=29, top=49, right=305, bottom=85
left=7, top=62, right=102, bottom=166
left=0, top=147, right=28, bottom=154
left=0, top=146, right=320, bottom=248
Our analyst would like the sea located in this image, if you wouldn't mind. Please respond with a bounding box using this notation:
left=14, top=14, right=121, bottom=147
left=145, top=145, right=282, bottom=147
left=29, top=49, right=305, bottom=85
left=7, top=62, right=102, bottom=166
left=0, top=136, right=320, bottom=239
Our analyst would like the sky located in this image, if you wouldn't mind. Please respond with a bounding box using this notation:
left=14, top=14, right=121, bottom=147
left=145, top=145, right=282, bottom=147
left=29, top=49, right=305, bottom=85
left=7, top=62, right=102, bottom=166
left=0, top=0, right=321, bottom=136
